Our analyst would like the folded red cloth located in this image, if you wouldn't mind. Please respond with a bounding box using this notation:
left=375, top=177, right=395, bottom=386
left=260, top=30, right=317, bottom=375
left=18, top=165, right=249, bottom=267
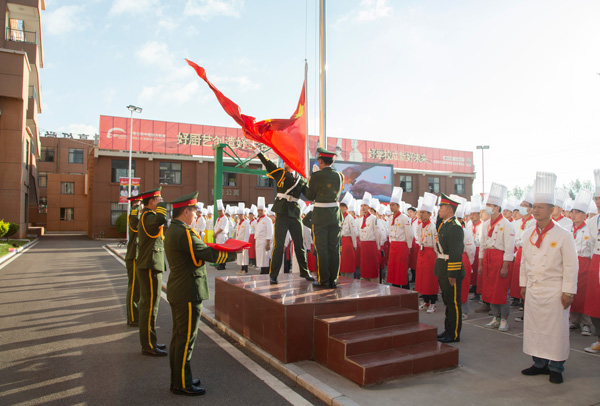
left=207, top=239, right=251, bottom=252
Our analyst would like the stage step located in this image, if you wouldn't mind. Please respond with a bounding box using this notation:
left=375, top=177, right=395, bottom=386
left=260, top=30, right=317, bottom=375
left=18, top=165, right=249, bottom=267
left=315, top=307, right=419, bottom=335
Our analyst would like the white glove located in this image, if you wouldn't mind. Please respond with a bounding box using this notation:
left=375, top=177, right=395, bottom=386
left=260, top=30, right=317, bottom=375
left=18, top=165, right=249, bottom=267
left=312, top=163, right=320, bottom=173
left=254, top=147, right=262, bottom=155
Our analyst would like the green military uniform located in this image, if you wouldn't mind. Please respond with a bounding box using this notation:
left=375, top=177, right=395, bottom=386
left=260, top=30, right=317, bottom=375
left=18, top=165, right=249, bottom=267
left=304, top=148, right=344, bottom=287
left=434, top=194, right=465, bottom=342
left=137, top=187, right=168, bottom=352
left=125, top=198, right=141, bottom=326
left=165, top=192, right=236, bottom=392
left=257, top=152, right=312, bottom=281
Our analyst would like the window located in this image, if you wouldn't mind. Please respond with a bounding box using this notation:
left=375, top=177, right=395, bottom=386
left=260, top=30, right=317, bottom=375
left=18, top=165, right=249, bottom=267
left=110, top=203, right=126, bottom=226
left=60, top=208, right=74, bottom=221
left=68, top=148, right=84, bottom=164
left=39, top=197, right=47, bottom=214
left=159, top=162, right=181, bottom=185
left=223, top=172, right=237, bottom=187
left=61, top=182, right=75, bottom=194
left=25, top=140, right=30, bottom=168
left=257, top=175, right=274, bottom=188
left=111, top=159, right=136, bottom=183
left=399, top=175, right=413, bottom=193
left=428, top=177, right=440, bottom=193
left=454, top=178, right=465, bottom=194
left=40, top=147, right=55, bottom=162
left=39, top=172, right=48, bottom=188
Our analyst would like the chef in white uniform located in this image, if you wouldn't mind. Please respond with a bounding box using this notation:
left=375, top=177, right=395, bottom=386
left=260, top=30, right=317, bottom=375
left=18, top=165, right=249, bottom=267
left=254, top=197, right=273, bottom=275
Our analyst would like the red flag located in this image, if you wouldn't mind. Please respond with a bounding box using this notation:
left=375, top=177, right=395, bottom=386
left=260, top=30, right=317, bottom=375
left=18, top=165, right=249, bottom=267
left=186, top=59, right=307, bottom=177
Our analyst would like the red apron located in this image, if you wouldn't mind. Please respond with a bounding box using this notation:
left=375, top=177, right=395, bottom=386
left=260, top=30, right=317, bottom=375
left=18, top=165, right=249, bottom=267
left=476, top=261, right=484, bottom=295
left=360, top=240, right=380, bottom=278
left=248, top=234, right=256, bottom=259
left=471, top=247, right=479, bottom=286
left=571, top=256, right=591, bottom=313
left=380, top=241, right=390, bottom=270
left=509, top=247, right=523, bottom=299
left=386, top=241, right=409, bottom=285
left=307, top=244, right=317, bottom=273
left=482, top=248, right=512, bottom=305
left=415, top=247, right=438, bottom=295
left=461, top=252, right=472, bottom=304
left=409, top=238, right=419, bottom=270
left=355, top=238, right=361, bottom=268
left=340, top=236, right=356, bottom=274
left=584, top=254, right=600, bottom=318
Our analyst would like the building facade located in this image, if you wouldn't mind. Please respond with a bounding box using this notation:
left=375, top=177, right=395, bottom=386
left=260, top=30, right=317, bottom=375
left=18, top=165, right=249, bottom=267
left=0, top=0, right=45, bottom=238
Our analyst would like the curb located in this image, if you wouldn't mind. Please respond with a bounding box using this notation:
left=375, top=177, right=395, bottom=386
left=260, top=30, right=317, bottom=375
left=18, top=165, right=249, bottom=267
left=0, top=238, right=39, bottom=266
left=104, top=243, right=360, bottom=406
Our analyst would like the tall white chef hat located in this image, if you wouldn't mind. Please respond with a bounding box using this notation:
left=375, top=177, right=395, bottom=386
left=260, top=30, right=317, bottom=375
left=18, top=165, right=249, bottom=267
left=464, top=202, right=472, bottom=216
left=521, top=184, right=535, bottom=206
left=390, top=187, right=403, bottom=204
left=470, top=194, right=482, bottom=212
left=257, top=196, right=266, bottom=210
left=362, top=192, right=372, bottom=208
left=572, top=190, right=593, bottom=213
left=340, top=192, right=354, bottom=207
left=267, top=204, right=273, bottom=212
left=421, top=192, right=437, bottom=213
left=238, top=202, right=245, bottom=212
left=417, top=197, right=424, bottom=211
left=554, top=188, right=569, bottom=209
left=486, top=183, right=507, bottom=208
left=594, top=169, right=600, bottom=198
left=353, top=199, right=362, bottom=213
left=370, top=198, right=380, bottom=211
left=589, top=200, right=598, bottom=215
left=533, top=172, right=557, bottom=205
left=201, top=208, right=208, bottom=216
left=250, top=204, right=258, bottom=215
left=216, top=199, right=224, bottom=211
left=563, top=198, right=574, bottom=212
left=378, top=204, right=387, bottom=216
left=196, top=202, right=204, bottom=211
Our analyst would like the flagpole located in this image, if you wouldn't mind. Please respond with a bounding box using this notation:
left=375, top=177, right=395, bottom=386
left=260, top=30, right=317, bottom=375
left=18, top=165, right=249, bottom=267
left=319, top=0, right=326, bottom=149
left=304, top=60, right=309, bottom=177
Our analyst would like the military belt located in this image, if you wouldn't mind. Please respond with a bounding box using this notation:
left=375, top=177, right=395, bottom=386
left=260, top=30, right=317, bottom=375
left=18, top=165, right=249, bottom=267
left=437, top=253, right=449, bottom=260
left=276, top=193, right=299, bottom=203
left=314, top=202, right=339, bottom=208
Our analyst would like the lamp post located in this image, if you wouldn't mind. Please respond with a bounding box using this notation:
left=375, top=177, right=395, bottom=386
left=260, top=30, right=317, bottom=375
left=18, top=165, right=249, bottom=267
left=126, top=105, right=142, bottom=240
left=476, top=145, right=489, bottom=194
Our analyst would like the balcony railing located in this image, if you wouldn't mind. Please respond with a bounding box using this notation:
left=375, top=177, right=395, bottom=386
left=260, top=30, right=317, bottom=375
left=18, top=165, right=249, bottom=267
left=6, top=27, right=37, bottom=44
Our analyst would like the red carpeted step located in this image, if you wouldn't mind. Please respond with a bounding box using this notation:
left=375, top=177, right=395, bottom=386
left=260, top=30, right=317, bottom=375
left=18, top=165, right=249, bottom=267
left=315, top=307, right=419, bottom=335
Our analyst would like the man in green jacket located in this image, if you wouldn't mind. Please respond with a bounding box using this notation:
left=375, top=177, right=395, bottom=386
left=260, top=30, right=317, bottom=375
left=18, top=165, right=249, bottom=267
left=137, top=186, right=168, bottom=356
left=305, top=147, right=344, bottom=288
left=435, top=193, right=465, bottom=344
left=255, top=149, right=315, bottom=284
left=165, top=191, right=236, bottom=396
left=125, top=195, right=142, bottom=327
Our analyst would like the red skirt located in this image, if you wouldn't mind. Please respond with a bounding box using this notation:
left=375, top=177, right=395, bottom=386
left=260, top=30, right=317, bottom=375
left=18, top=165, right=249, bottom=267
left=380, top=241, right=390, bottom=270
left=461, top=252, right=472, bottom=304
left=360, top=240, right=380, bottom=278
left=386, top=241, right=409, bottom=286
left=307, top=244, right=317, bottom=273
left=509, top=247, right=523, bottom=299
left=584, top=254, right=600, bottom=318
left=415, top=247, right=438, bottom=295
left=340, top=236, right=356, bottom=274
left=409, top=238, right=419, bottom=270
left=482, top=248, right=512, bottom=305
left=476, top=252, right=484, bottom=295
left=572, top=256, right=591, bottom=314
left=355, top=238, right=361, bottom=268
left=471, top=247, right=479, bottom=285
left=248, top=234, right=256, bottom=259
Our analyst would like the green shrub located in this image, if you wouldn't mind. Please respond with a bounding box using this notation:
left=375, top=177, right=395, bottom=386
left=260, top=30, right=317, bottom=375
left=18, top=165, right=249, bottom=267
left=115, top=213, right=127, bottom=235
left=5, top=222, right=19, bottom=238
left=0, top=220, right=9, bottom=238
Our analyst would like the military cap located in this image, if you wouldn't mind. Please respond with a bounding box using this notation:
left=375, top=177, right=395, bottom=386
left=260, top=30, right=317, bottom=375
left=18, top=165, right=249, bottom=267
left=439, top=193, right=460, bottom=208
left=170, top=191, right=199, bottom=208
left=316, top=147, right=337, bottom=159
left=127, top=194, right=142, bottom=202
left=138, top=186, right=162, bottom=200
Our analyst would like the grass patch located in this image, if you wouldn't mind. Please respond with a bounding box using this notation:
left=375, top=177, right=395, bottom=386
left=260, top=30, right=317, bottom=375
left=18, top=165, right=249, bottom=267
left=0, top=240, right=30, bottom=258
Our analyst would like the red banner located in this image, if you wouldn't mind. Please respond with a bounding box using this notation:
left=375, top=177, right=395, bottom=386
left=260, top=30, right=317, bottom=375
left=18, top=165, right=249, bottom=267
left=99, top=116, right=474, bottom=174
left=119, top=177, right=140, bottom=204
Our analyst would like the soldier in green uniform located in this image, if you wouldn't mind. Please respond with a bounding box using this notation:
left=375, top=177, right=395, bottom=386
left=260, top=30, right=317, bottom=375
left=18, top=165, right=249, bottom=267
left=305, top=147, right=344, bottom=288
left=125, top=195, right=142, bottom=327
left=165, top=191, right=236, bottom=396
left=434, top=193, right=465, bottom=344
left=255, top=148, right=315, bottom=284
left=136, top=186, right=168, bottom=356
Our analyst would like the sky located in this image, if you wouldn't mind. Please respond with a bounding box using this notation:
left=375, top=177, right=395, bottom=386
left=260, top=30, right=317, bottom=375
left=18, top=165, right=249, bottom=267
left=38, top=0, right=600, bottom=195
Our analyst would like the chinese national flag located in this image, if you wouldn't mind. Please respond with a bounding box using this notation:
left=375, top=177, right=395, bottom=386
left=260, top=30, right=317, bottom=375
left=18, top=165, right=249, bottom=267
left=186, top=59, right=307, bottom=177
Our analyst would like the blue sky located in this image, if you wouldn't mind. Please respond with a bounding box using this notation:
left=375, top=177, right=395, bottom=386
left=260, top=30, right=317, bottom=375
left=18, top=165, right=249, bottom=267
left=39, top=0, right=600, bottom=195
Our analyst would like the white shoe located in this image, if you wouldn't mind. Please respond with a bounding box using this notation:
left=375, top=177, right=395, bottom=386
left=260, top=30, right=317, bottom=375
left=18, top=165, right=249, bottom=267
left=584, top=341, right=600, bottom=353
left=581, top=326, right=592, bottom=336
left=426, top=304, right=437, bottom=313
left=498, top=319, right=509, bottom=332
left=569, top=322, right=578, bottom=329
left=462, top=313, right=468, bottom=320
left=515, top=316, right=524, bottom=322
left=419, top=303, right=429, bottom=310
left=484, top=317, right=501, bottom=329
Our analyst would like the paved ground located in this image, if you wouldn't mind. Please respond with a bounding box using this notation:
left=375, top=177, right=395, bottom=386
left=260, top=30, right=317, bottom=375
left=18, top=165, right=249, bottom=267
left=2, top=234, right=600, bottom=406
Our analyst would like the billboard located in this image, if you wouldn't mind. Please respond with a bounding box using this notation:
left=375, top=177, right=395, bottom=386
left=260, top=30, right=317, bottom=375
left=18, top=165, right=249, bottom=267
left=310, top=159, right=394, bottom=203
left=119, top=177, right=140, bottom=204
left=99, top=115, right=474, bottom=174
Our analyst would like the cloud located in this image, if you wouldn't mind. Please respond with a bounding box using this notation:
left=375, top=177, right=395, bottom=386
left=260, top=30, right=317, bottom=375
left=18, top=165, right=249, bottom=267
left=109, top=0, right=159, bottom=15
left=44, top=5, right=87, bottom=36
left=335, top=0, right=392, bottom=27
left=184, top=0, right=243, bottom=19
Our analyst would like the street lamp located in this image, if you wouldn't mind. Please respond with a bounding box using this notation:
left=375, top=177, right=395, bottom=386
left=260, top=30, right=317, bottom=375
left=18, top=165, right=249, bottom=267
left=126, top=105, right=142, bottom=240
left=476, top=145, right=490, bottom=195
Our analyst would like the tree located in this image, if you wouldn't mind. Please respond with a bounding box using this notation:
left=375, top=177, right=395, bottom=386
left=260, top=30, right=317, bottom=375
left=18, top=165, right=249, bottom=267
left=563, top=179, right=593, bottom=199
left=5, top=223, right=19, bottom=240
left=115, top=213, right=127, bottom=235
left=0, top=220, right=9, bottom=238
left=506, top=185, right=530, bottom=200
